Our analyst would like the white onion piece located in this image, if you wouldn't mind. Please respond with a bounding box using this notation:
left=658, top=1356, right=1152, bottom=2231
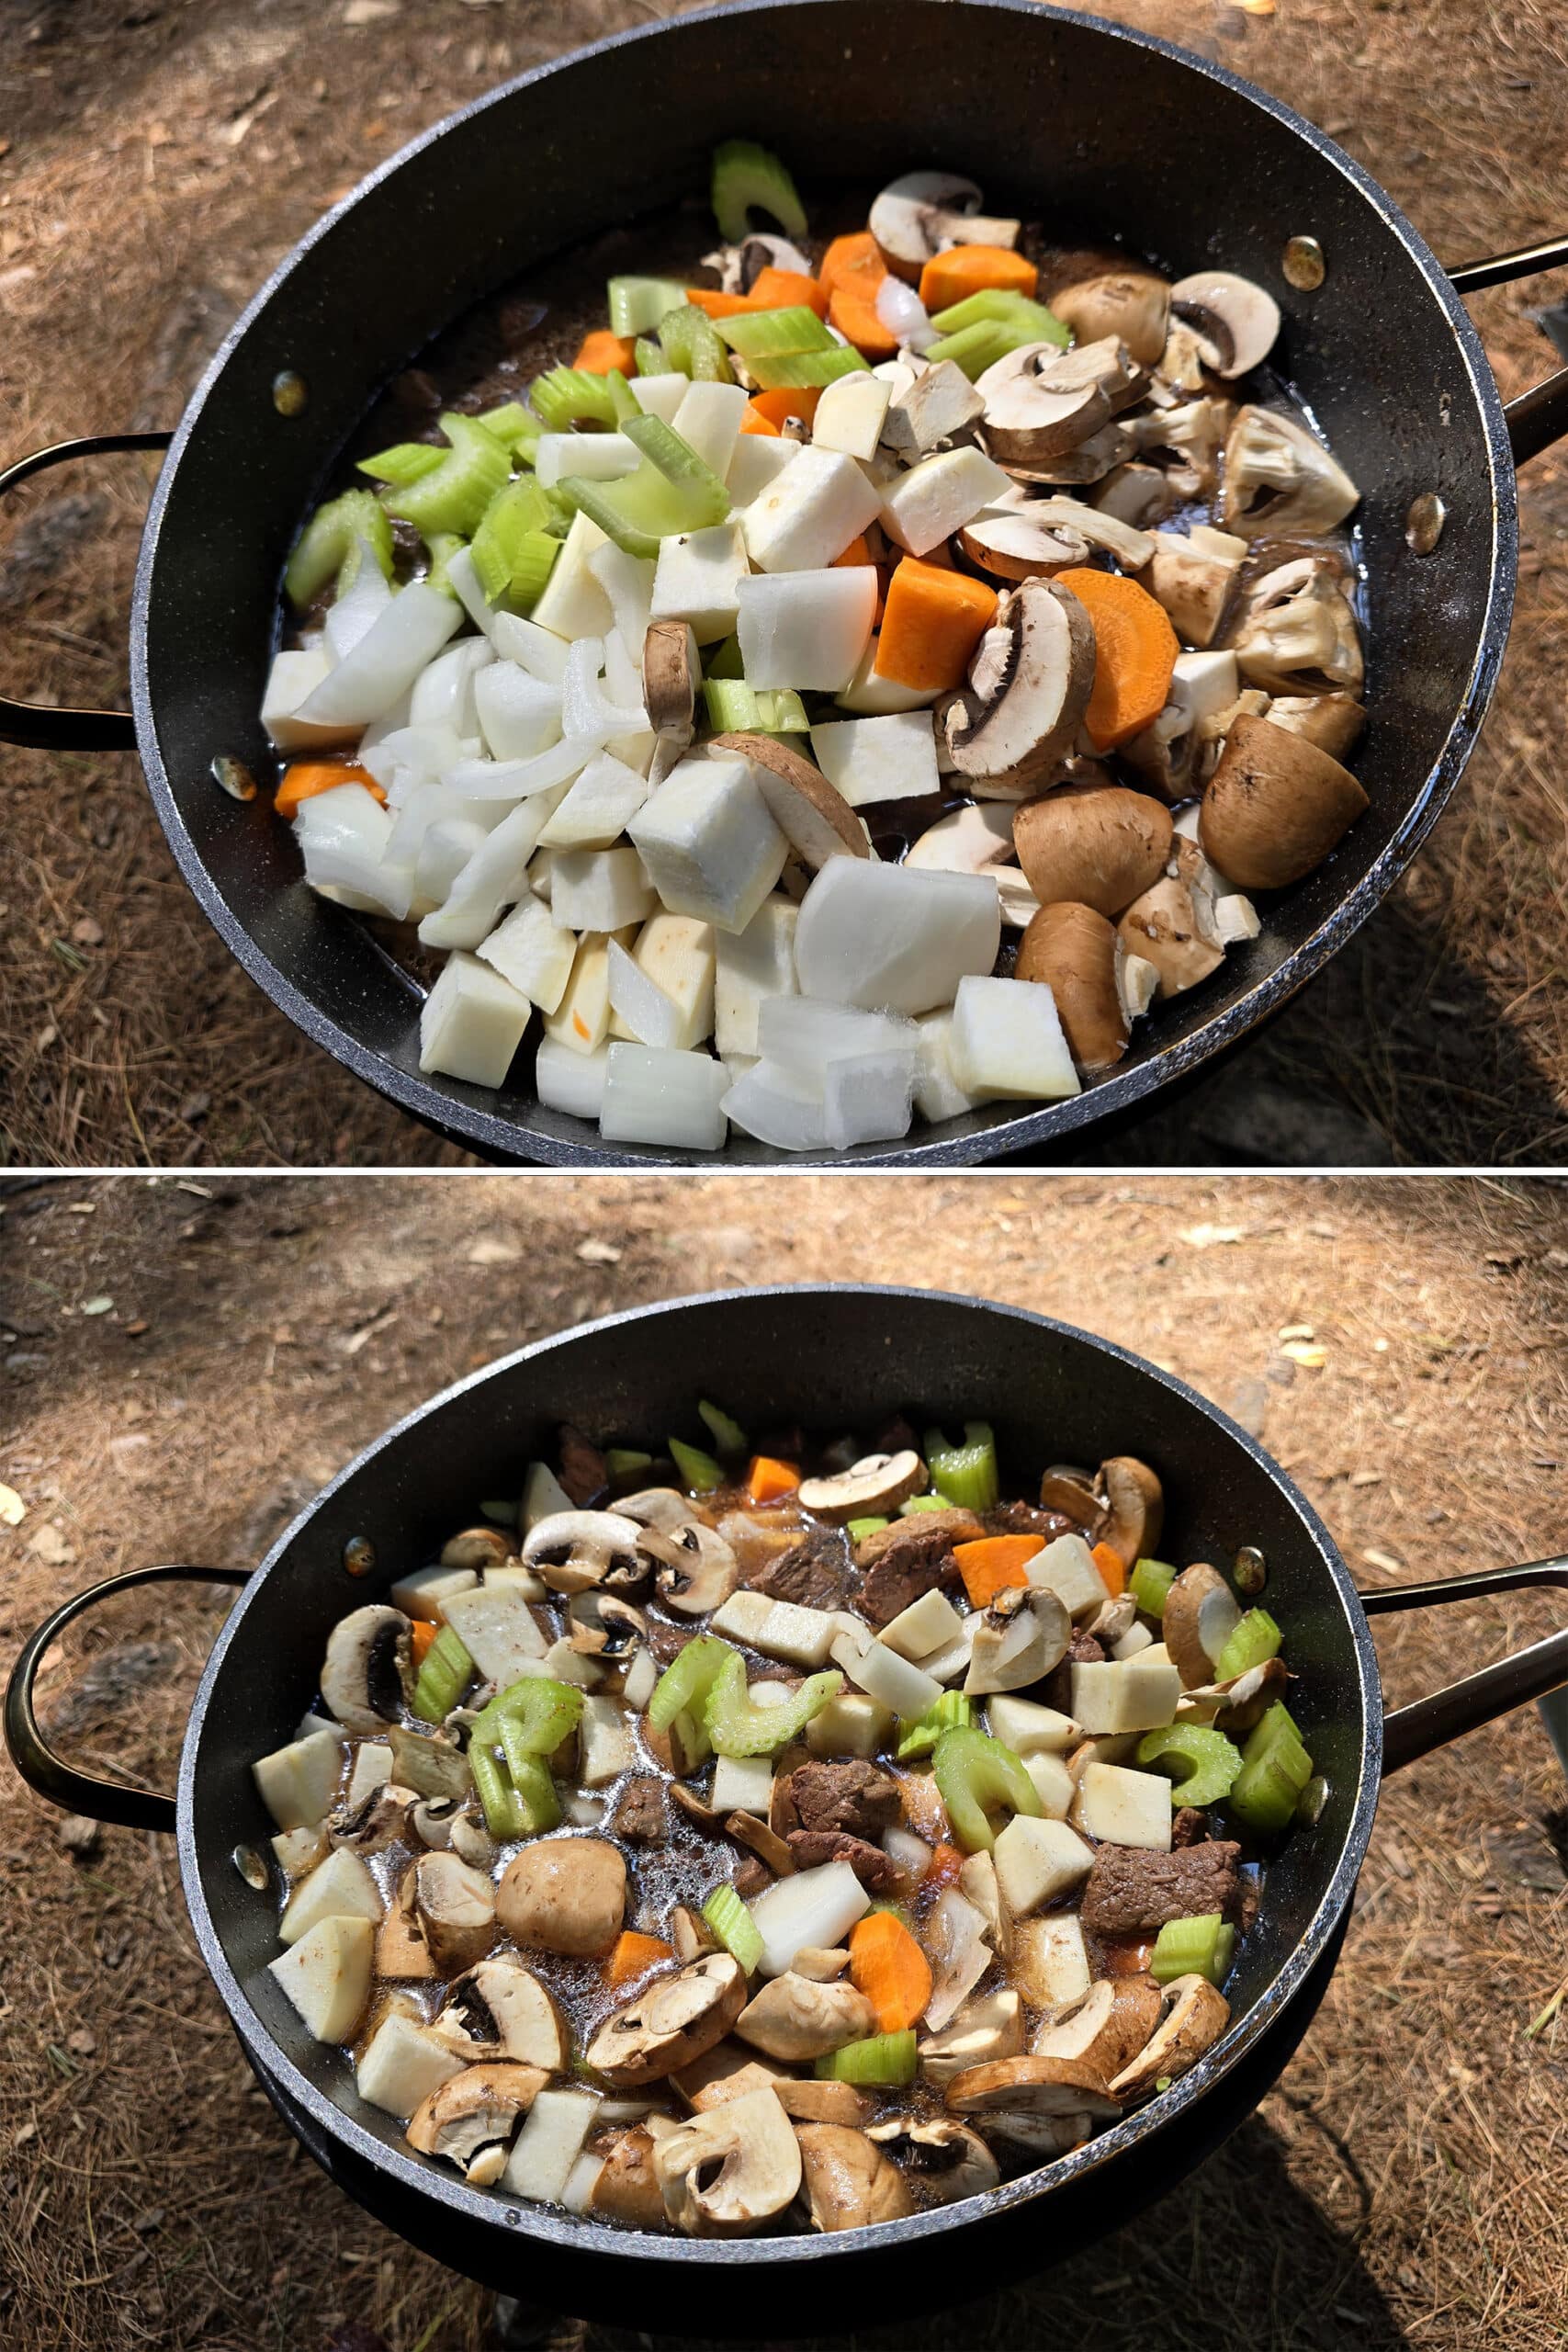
left=747, top=1860, right=872, bottom=1978
left=587, top=546, right=656, bottom=659
left=446, top=547, right=499, bottom=643
left=561, top=637, right=646, bottom=740
left=323, top=537, right=394, bottom=662
left=416, top=789, right=565, bottom=950
left=492, top=610, right=571, bottom=684
left=883, top=1825, right=933, bottom=1880
left=362, top=724, right=465, bottom=799
left=296, top=582, right=462, bottom=729
left=720, top=1058, right=828, bottom=1153
left=356, top=690, right=413, bottom=760
left=446, top=738, right=595, bottom=800
left=294, top=785, right=413, bottom=919
left=875, top=274, right=940, bottom=353
left=474, top=663, right=564, bottom=763
left=598, top=1043, right=728, bottom=1152
left=536, top=1037, right=611, bottom=1121
left=923, top=1890, right=993, bottom=2030
left=416, top=817, right=490, bottom=907
left=409, top=636, right=494, bottom=735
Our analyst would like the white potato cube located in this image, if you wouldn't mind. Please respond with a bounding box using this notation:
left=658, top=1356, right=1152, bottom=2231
left=709, top=1589, right=773, bottom=1645
left=543, top=930, right=632, bottom=1056
left=253, top=1728, right=344, bottom=1832
left=609, top=913, right=716, bottom=1050
left=578, top=1695, right=637, bottom=1787
left=537, top=749, right=650, bottom=851
left=388, top=1565, right=478, bottom=1621
left=710, top=1753, right=774, bottom=1816
left=599, top=1043, right=728, bottom=1151
left=503, top=2087, right=600, bottom=2203
left=742, top=444, right=884, bottom=572
left=268, top=1914, right=375, bottom=2044
left=671, top=379, right=750, bottom=481
left=913, top=1009, right=997, bottom=1123
left=877, top=1589, right=964, bottom=1663
left=806, top=1691, right=895, bottom=1758
left=823, top=1047, right=917, bottom=1149
left=549, top=845, right=655, bottom=933
left=795, top=860, right=1000, bottom=1016
left=631, top=372, right=691, bottom=426
left=1016, top=1915, right=1092, bottom=2013
left=809, top=712, right=941, bottom=809
left=278, top=1848, right=383, bottom=1946
left=442, top=1580, right=548, bottom=1685
left=1070, top=1657, right=1184, bottom=1736
left=419, top=952, right=532, bottom=1088
left=539, top=1638, right=604, bottom=1690
left=726, top=435, right=802, bottom=508
left=755, top=1600, right=841, bottom=1669
left=473, top=663, right=563, bottom=763
left=880, top=446, right=1013, bottom=557
left=991, top=1815, right=1094, bottom=1917
left=948, top=973, right=1081, bottom=1101
left=534, top=431, right=639, bottom=486
left=649, top=520, right=750, bottom=644
left=835, top=639, right=940, bottom=715
left=271, top=1826, right=329, bottom=1880
left=1112, top=1621, right=1156, bottom=1660
left=478, top=894, right=578, bottom=1014
left=985, top=1695, right=1079, bottom=1754
left=714, top=899, right=798, bottom=1057
left=1022, top=1750, right=1075, bottom=1818
left=1025, top=1533, right=1112, bottom=1620
left=262, top=648, right=344, bottom=751
left=813, top=371, right=894, bottom=461
left=627, top=752, right=787, bottom=934
left=357, top=2013, right=467, bottom=2120
left=345, top=1743, right=393, bottom=1807
left=1070, top=1761, right=1173, bottom=1850
left=531, top=510, right=615, bottom=641
left=830, top=1628, right=942, bottom=1719
left=523, top=1461, right=573, bottom=1531
left=536, top=1037, right=609, bottom=1119
left=736, top=570, right=877, bottom=691
left=607, top=939, right=683, bottom=1050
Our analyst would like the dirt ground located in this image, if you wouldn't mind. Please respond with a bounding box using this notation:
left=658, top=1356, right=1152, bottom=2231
left=2, top=1171, right=1565, bottom=2351
left=3, top=0, right=1568, bottom=1167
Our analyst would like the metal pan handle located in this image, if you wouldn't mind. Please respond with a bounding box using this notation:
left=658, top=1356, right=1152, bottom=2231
left=1358, top=1555, right=1568, bottom=1773
left=4, top=1564, right=250, bottom=1834
left=0, top=430, right=172, bottom=752
left=1448, top=237, right=1568, bottom=467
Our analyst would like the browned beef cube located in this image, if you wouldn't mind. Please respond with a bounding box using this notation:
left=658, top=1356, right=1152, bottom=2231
left=558, top=1424, right=607, bottom=1507
left=774, top=1760, right=902, bottom=1841
left=857, top=1522, right=963, bottom=1628
left=1079, top=1841, right=1243, bottom=1939
left=750, top=1523, right=855, bottom=1611
left=982, top=1501, right=1076, bottom=1543
left=1171, top=1807, right=1209, bottom=1849
left=785, top=1829, right=902, bottom=1891
left=611, top=1775, right=667, bottom=1845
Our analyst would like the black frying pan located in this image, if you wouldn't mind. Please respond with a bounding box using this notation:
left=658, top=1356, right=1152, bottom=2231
left=8, top=1285, right=1566, bottom=2331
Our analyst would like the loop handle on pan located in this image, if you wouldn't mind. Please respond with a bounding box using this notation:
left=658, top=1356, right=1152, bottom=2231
left=1449, top=236, right=1568, bottom=467
left=1359, top=1555, right=1568, bottom=1773
left=0, top=431, right=172, bottom=752
left=3, top=1564, right=251, bottom=1834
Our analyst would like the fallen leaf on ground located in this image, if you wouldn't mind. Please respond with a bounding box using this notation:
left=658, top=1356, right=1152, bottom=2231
left=577, top=1240, right=622, bottom=1263
left=468, top=1237, right=521, bottom=1265
left=1179, top=1224, right=1243, bottom=1249
left=28, top=1522, right=75, bottom=1566
left=0, top=1482, right=26, bottom=1526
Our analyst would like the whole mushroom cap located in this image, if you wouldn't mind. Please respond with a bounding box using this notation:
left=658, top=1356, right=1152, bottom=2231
left=1012, top=785, right=1173, bottom=921
left=1015, top=901, right=1130, bottom=1072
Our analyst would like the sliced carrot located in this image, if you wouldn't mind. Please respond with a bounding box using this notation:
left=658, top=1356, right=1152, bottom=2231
left=849, top=1910, right=934, bottom=2034
left=605, top=1930, right=674, bottom=1988
left=275, top=759, right=385, bottom=820
left=874, top=556, right=998, bottom=692
left=818, top=230, right=883, bottom=299
left=746, top=266, right=829, bottom=317
left=747, top=385, right=821, bottom=431
left=918, top=244, right=1039, bottom=312
left=925, top=1840, right=965, bottom=1889
left=739, top=404, right=782, bottom=437
left=682, top=285, right=766, bottom=320
left=409, top=1617, right=439, bottom=1666
left=572, top=329, right=637, bottom=375
left=1091, top=1541, right=1128, bottom=1600
left=832, top=535, right=874, bottom=571
left=828, top=284, right=898, bottom=360
left=746, top=1454, right=801, bottom=1504
left=953, top=1533, right=1044, bottom=1609
left=1055, top=566, right=1180, bottom=752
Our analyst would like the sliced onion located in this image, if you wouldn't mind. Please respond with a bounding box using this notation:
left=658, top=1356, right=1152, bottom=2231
left=445, top=738, right=597, bottom=800
left=361, top=723, right=465, bottom=798
left=294, top=784, right=413, bottom=920
left=416, top=790, right=565, bottom=950
left=323, top=537, right=394, bottom=662
left=297, top=581, right=463, bottom=729
left=561, top=636, right=646, bottom=741
left=923, top=1889, right=992, bottom=2030
left=876, top=274, right=940, bottom=354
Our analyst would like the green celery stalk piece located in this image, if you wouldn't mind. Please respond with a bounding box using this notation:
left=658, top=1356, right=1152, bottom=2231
left=924, top=1421, right=1000, bottom=1513
left=605, top=1447, right=654, bottom=1482
left=284, top=490, right=394, bottom=609
left=669, top=1434, right=725, bottom=1492
left=477, top=1674, right=583, bottom=1754
left=608, top=275, right=692, bottom=337
left=530, top=367, right=619, bottom=431
left=1150, top=1913, right=1235, bottom=1986
left=746, top=345, right=870, bottom=391
left=474, top=401, right=536, bottom=451
left=923, top=321, right=1019, bottom=380
left=929, top=288, right=1069, bottom=345
left=656, top=304, right=735, bottom=384
left=847, top=1515, right=890, bottom=1544
left=705, top=1654, right=843, bottom=1758
left=382, top=413, right=511, bottom=538
left=756, top=690, right=809, bottom=732
left=1214, top=1608, right=1283, bottom=1682
left=704, top=678, right=760, bottom=733
left=649, top=1635, right=736, bottom=1734
left=711, top=138, right=808, bottom=243
left=1130, top=1556, right=1179, bottom=1618
left=697, top=1399, right=749, bottom=1456
left=605, top=369, right=641, bottom=424
left=1135, top=1723, right=1243, bottom=1809
left=932, top=1725, right=1040, bottom=1850
left=469, top=475, right=554, bottom=604
left=634, top=334, right=667, bottom=379
left=355, top=442, right=446, bottom=489
left=422, top=532, right=467, bottom=597
left=715, top=304, right=832, bottom=357
left=560, top=412, right=729, bottom=561
left=814, top=2030, right=917, bottom=2088
left=703, top=1885, right=763, bottom=1973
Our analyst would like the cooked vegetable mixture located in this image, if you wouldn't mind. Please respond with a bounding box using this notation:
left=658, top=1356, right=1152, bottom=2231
left=253, top=1413, right=1320, bottom=2234
left=260, top=141, right=1366, bottom=1150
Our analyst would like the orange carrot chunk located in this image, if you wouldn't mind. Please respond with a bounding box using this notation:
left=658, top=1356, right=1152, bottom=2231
left=925, top=1840, right=965, bottom=1889
left=1091, top=1541, right=1128, bottom=1600
left=918, top=244, right=1039, bottom=312
left=739, top=404, right=782, bottom=437
left=275, top=760, right=385, bottom=820
left=1055, top=567, right=1179, bottom=752
left=747, top=385, right=821, bottom=431
left=409, top=1618, right=439, bottom=1666
left=746, top=1455, right=801, bottom=1504
left=605, top=1930, right=674, bottom=1988
left=874, top=556, right=998, bottom=692
left=682, top=286, right=768, bottom=320
left=747, top=266, right=829, bottom=317
left=953, top=1533, right=1044, bottom=1609
left=572, top=329, right=637, bottom=375
left=818, top=231, right=883, bottom=299
left=850, top=1910, right=934, bottom=2034
left=828, top=284, right=898, bottom=360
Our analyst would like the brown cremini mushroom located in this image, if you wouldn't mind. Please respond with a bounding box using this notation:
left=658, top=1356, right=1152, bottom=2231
left=588, top=1951, right=750, bottom=2087
left=867, top=2113, right=1001, bottom=2203
left=588, top=2125, right=671, bottom=2229
left=405, top=2062, right=548, bottom=2186
left=1050, top=270, right=1171, bottom=368
left=635, top=1520, right=740, bottom=1615
left=1028, top=1976, right=1164, bottom=2086
left=414, top=1850, right=497, bottom=1974
left=1145, top=526, right=1247, bottom=650
left=1115, top=847, right=1226, bottom=1000
left=869, top=172, right=1021, bottom=281
left=654, top=2085, right=803, bottom=2234
left=321, top=1607, right=412, bottom=1733
left=439, top=1527, right=514, bottom=1572
left=1169, top=271, right=1280, bottom=379
left=496, top=1837, right=626, bottom=1958
left=734, top=1972, right=876, bottom=2064
left=1096, top=1457, right=1164, bottom=1568
left=1220, top=406, right=1359, bottom=538
left=1226, top=556, right=1364, bottom=697
left=643, top=617, right=699, bottom=784
left=714, top=730, right=868, bottom=870
left=1199, top=713, right=1369, bottom=891
left=1265, top=691, right=1366, bottom=761
left=431, top=1958, right=568, bottom=2069
left=522, top=1510, right=647, bottom=1598
left=1161, top=1563, right=1244, bottom=1689
left=977, top=337, right=1145, bottom=469
left=796, top=1449, right=928, bottom=1520
left=1012, top=785, right=1173, bottom=921
left=795, top=2123, right=913, bottom=2232
left=939, top=580, right=1098, bottom=795
left=1015, top=902, right=1131, bottom=1072
left=1107, top=1973, right=1231, bottom=2098
left=946, top=2052, right=1122, bottom=2149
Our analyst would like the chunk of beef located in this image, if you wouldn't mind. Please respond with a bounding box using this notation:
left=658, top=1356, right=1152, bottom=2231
left=733, top=1854, right=773, bottom=1900
left=558, top=1424, right=607, bottom=1508
left=982, top=1501, right=1076, bottom=1544
left=786, top=1829, right=902, bottom=1891
left=1043, top=1625, right=1104, bottom=1713
left=1079, top=1840, right=1243, bottom=1939
left=750, top=1523, right=855, bottom=1611
left=857, top=1522, right=964, bottom=1629
left=1171, top=1807, right=1209, bottom=1849
left=611, top=1775, right=667, bottom=1846
left=644, top=1614, right=690, bottom=1664
left=853, top=1508, right=983, bottom=1566
left=775, top=1760, right=902, bottom=1842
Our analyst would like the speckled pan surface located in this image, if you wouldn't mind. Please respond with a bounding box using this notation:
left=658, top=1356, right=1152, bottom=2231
left=175, top=1286, right=1381, bottom=2325
left=127, top=0, right=1515, bottom=1164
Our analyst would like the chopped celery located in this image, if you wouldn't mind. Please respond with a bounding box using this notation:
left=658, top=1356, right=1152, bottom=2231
left=1130, top=1556, right=1179, bottom=1619
left=382, top=413, right=511, bottom=538
left=923, top=321, right=1021, bottom=380
left=900, top=1494, right=952, bottom=1516
left=649, top=1635, right=736, bottom=1734
left=932, top=1726, right=1040, bottom=1851
left=1136, top=1722, right=1243, bottom=1809
left=704, top=634, right=745, bottom=681
left=715, top=305, right=832, bottom=358
left=604, top=369, right=641, bottom=424
left=703, top=1884, right=763, bottom=1973
left=703, top=679, right=809, bottom=734
left=473, top=1674, right=584, bottom=1756
left=474, top=401, right=536, bottom=452
left=423, top=532, right=468, bottom=597
left=711, top=139, right=808, bottom=244
left=470, top=475, right=554, bottom=603
left=697, top=1399, right=749, bottom=1457
left=929, top=288, right=1069, bottom=345
left=846, top=1516, right=889, bottom=1544
left=705, top=1653, right=843, bottom=1758
left=1228, top=1702, right=1313, bottom=1835
left=925, top=1422, right=1000, bottom=1514
left=355, top=440, right=446, bottom=489
left=496, top=1731, right=562, bottom=1834
left=896, top=1690, right=973, bottom=1762
left=605, top=1447, right=654, bottom=1482
left=669, top=1435, right=725, bottom=1493
left=814, top=2030, right=916, bottom=2088
left=284, top=490, right=394, bottom=609
left=656, top=304, right=735, bottom=385
left=531, top=368, right=620, bottom=432
left=412, top=1623, right=474, bottom=1724
left=468, top=1739, right=526, bottom=1839
left=560, top=413, right=730, bottom=561
left=634, top=334, right=668, bottom=379
left=747, top=345, right=870, bottom=390
left=1150, top=1912, right=1235, bottom=1987
left=608, top=275, right=692, bottom=337
left=1214, top=1608, right=1283, bottom=1682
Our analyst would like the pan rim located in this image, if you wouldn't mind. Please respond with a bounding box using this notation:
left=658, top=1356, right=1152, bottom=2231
left=175, top=1281, right=1383, bottom=2267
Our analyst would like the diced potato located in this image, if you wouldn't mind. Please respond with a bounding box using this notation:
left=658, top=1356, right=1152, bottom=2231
left=539, top=1638, right=604, bottom=1690
left=991, top=1815, right=1094, bottom=1917
left=549, top=845, right=656, bottom=934
left=609, top=914, right=716, bottom=1052
left=1022, top=1750, right=1075, bottom=1818
left=543, top=930, right=632, bottom=1057
left=714, top=899, right=799, bottom=1059
left=710, top=1589, right=773, bottom=1645
left=253, top=1728, right=344, bottom=1833
left=531, top=510, right=615, bottom=641
left=650, top=520, right=750, bottom=643
left=278, top=1848, right=384, bottom=1946
left=345, top=1742, right=393, bottom=1807
left=831, top=1627, right=942, bottom=1719
left=726, top=435, right=801, bottom=509
left=268, top=1914, right=375, bottom=2043
left=985, top=1694, right=1080, bottom=1755
left=632, top=372, right=692, bottom=427
left=522, top=1460, right=573, bottom=1531
left=418, top=952, right=532, bottom=1089
left=442, top=1582, right=549, bottom=1686
left=578, top=1695, right=637, bottom=1787
left=795, top=860, right=1000, bottom=1017
left=711, top=1753, right=773, bottom=1815
left=271, top=1825, right=328, bottom=1880
left=808, top=713, right=941, bottom=809
left=948, top=972, right=1081, bottom=1102
left=736, top=570, right=877, bottom=693
left=356, top=2012, right=467, bottom=2120
left=805, top=1691, right=895, bottom=1758
left=478, top=893, right=579, bottom=1015
left=1015, top=1915, right=1091, bottom=2013
left=671, top=379, right=750, bottom=480
left=1069, top=1761, right=1173, bottom=1851
left=742, top=445, right=883, bottom=573
left=1070, top=1657, right=1184, bottom=1736
left=880, top=446, right=1012, bottom=558
left=812, top=371, right=893, bottom=462
left=388, top=1565, right=478, bottom=1622
left=1024, top=1534, right=1112, bottom=1621
left=502, top=2087, right=600, bottom=2202
left=627, top=753, right=788, bottom=935
left=755, top=1599, right=841, bottom=1669
left=536, top=749, right=650, bottom=854
left=876, top=1588, right=964, bottom=1664
left=834, top=638, right=940, bottom=716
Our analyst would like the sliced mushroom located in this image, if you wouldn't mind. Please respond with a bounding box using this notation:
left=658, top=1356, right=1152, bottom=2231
left=1145, top=526, right=1247, bottom=650
left=947, top=2053, right=1122, bottom=2148
left=1225, top=556, right=1363, bottom=697
left=1129, top=395, right=1235, bottom=501
left=1008, top=421, right=1134, bottom=487
left=588, top=2124, right=671, bottom=2229
left=1093, top=461, right=1179, bottom=528
left=655, top=2084, right=803, bottom=2235
left=917, top=1984, right=1025, bottom=2086
left=1153, top=315, right=1211, bottom=398
left=965, top=1586, right=1072, bottom=1695
left=725, top=1810, right=795, bottom=1877
left=938, top=579, right=1098, bottom=794
left=496, top=1837, right=626, bottom=1958
left=1122, top=648, right=1247, bottom=802
left=432, top=1958, right=569, bottom=2069
left=406, top=2061, right=548, bottom=2186
left=588, top=1951, right=750, bottom=2087
left=615, top=1487, right=701, bottom=1534
left=1012, top=784, right=1173, bottom=920
left=670, top=1904, right=718, bottom=1963
left=377, top=1861, right=435, bottom=1982
left=440, top=1527, right=514, bottom=1573
left=636, top=1521, right=740, bottom=1615
left=568, top=1591, right=648, bottom=1661
left=1176, top=1653, right=1290, bottom=1734
left=320, top=1607, right=412, bottom=1733
left=1265, top=690, right=1366, bottom=761
left=644, top=618, right=699, bottom=784
left=1037, top=1468, right=1109, bottom=1536
left=1028, top=1976, right=1164, bottom=2085
left=976, top=338, right=1145, bottom=469
left=1049, top=270, right=1170, bottom=368
left=713, top=729, right=869, bottom=869
left=867, top=2114, right=999, bottom=2204
left=795, top=1449, right=928, bottom=1521
left=1096, top=1457, right=1163, bottom=1569
left=1161, top=1562, right=1244, bottom=1688
left=704, top=232, right=815, bottom=295
left=734, top=1973, right=875, bottom=2064
left=1169, top=271, right=1280, bottom=379
left=523, top=1509, right=647, bottom=1598
left=795, top=2123, right=913, bottom=2232
left=869, top=172, right=1021, bottom=281
left=1015, top=901, right=1132, bottom=1071
left=1107, top=1973, right=1231, bottom=2099
left=957, top=1849, right=1012, bottom=1965
left=410, top=1796, right=461, bottom=1849
left=1200, top=712, right=1368, bottom=890
left=1220, top=405, right=1359, bottom=537
left=1116, top=853, right=1225, bottom=999
left=905, top=800, right=1017, bottom=876
left=329, top=1781, right=417, bottom=1854
left=960, top=491, right=1153, bottom=582
left=415, top=1850, right=497, bottom=1973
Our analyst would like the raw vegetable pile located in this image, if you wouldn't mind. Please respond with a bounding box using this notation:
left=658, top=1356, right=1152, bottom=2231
left=251, top=1408, right=1322, bottom=2235
left=260, top=141, right=1368, bottom=1152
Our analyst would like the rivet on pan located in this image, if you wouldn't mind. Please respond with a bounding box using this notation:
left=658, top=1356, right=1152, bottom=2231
left=1282, top=235, right=1325, bottom=290
left=1233, top=1544, right=1268, bottom=1596
left=1295, top=1774, right=1329, bottom=1827
left=272, top=369, right=309, bottom=417
left=233, top=1843, right=270, bottom=1892
left=344, top=1535, right=377, bottom=1578
left=211, top=755, right=257, bottom=802
left=1405, top=491, right=1447, bottom=555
